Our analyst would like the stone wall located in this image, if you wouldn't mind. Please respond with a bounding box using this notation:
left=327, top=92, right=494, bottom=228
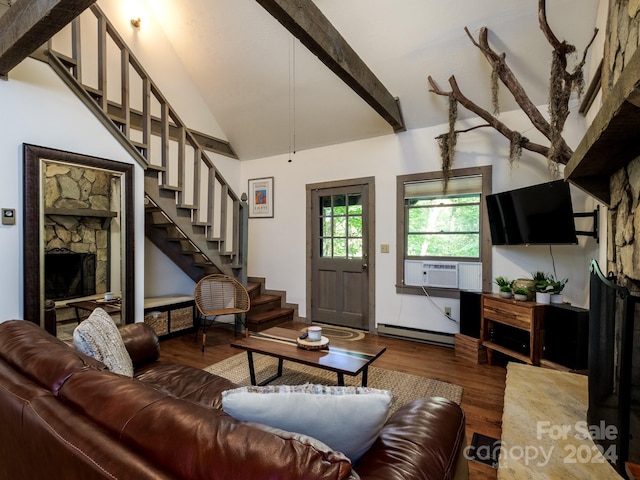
left=609, top=157, right=640, bottom=291
left=603, top=1, right=640, bottom=95
left=43, top=162, right=114, bottom=295
left=604, top=1, right=640, bottom=291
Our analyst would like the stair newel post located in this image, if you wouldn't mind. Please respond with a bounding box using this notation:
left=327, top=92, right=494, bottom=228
left=239, top=193, right=249, bottom=286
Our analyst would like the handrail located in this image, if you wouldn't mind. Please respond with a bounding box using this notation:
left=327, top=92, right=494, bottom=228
left=46, top=5, right=247, bottom=278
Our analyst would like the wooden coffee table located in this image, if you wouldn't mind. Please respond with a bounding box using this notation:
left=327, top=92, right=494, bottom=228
left=230, top=326, right=386, bottom=387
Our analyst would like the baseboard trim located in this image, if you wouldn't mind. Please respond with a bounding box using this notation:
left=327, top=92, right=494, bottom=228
left=377, top=323, right=454, bottom=347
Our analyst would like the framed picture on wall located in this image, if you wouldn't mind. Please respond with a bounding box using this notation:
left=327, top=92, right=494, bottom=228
left=248, top=177, right=274, bottom=218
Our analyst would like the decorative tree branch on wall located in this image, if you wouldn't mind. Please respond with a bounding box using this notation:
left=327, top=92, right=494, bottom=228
left=428, top=0, right=598, bottom=184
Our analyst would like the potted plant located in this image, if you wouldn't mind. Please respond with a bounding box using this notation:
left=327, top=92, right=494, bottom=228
left=513, top=287, right=529, bottom=301
left=532, top=272, right=553, bottom=304
left=548, top=276, right=568, bottom=304
left=513, top=277, right=535, bottom=300
left=494, top=276, right=514, bottom=299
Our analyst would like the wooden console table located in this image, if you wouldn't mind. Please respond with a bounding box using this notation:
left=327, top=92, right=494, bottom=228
left=481, top=294, right=546, bottom=366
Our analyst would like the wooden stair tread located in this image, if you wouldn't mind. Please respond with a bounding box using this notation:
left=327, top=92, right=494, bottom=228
left=177, top=203, right=197, bottom=210
left=192, top=261, right=213, bottom=267
left=160, top=184, right=182, bottom=192
left=251, top=294, right=281, bottom=306
left=247, top=282, right=261, bottom=296
left=247, top=307, right=294, bottom=322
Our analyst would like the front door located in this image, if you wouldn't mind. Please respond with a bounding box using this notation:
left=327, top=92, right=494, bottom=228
left=308, top=179, right=373, bottom=330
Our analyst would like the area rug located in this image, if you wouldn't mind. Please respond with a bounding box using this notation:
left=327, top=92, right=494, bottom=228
left=307, top=323, right=365, bottom=341
left=205, top=353, right=463, bottom=416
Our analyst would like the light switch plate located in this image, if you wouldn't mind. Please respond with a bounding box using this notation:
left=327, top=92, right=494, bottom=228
left=380, top=244, right=390, bottom=253
left=2, top=208, right=15, bottom=225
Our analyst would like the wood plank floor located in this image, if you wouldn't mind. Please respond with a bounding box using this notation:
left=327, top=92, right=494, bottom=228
left=159, top=322, right=506, bottom=480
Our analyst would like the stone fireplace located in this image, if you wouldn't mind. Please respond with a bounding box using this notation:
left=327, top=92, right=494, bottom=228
left=566, top=1, right=640, bottom=292
left=43, top=161, right=118, bottom=301
left=562, top=2, right=640, bottom=473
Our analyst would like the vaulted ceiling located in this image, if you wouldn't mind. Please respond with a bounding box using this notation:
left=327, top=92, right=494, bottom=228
left=2, top=0, right=602, bottom=160
left=146, top=0, right=601, bottom=160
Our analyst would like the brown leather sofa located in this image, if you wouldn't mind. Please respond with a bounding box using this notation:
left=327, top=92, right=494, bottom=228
left=0, top=319, right=468, bottom=479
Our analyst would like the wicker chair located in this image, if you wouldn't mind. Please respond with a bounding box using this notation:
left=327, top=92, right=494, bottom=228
left=194, top=274, right=251, bottom=351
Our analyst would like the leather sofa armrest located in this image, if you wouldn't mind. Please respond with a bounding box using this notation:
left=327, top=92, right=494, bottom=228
left=119, top=323, right=160, bottom=368
left=354, top=397, right=468, bottom=480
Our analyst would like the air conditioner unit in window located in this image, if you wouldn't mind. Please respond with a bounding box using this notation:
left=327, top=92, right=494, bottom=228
left=404, top=260, right=459, bottom=288
left=422, top=261, right=458, bottom=288
left=404, top=260, right=482, bottom=291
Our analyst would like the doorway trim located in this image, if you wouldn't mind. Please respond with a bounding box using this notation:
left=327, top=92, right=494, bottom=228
left=305, top=176, right=375, bottom=332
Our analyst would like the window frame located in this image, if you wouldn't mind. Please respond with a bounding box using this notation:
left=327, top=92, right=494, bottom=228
left=396, top=166, right=492, bottom=297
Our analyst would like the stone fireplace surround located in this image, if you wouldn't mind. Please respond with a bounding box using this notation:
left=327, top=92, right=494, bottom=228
left=560, top=2, right=640, bottom=474
left=566, top=1, right=640, bottom=292
left=43, top=161, right=116, bottom=301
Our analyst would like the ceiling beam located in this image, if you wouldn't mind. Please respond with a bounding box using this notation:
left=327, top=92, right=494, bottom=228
left=0, top=0, right=97, bottom=78
left=256, top=0, right=405, bottom=132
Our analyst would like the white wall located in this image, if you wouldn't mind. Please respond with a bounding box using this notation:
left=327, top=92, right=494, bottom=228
left=144, top=240, right=194, bottom=297
left=0, top=58, right=146, bottom=323
left=241, top=105, right=598, bottom=333
left=96, top=0, right=227, bottom=140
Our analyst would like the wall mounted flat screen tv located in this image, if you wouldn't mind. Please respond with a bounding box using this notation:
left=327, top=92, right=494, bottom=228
left=486, top=180, right=578, bottom=245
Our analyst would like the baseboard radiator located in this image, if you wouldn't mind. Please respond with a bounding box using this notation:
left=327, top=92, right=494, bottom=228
left=377, top=324, right=454, bottom=347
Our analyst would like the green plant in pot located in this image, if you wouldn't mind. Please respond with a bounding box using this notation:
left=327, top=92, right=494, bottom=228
left=548, top=275, right=568, bottom=304
left=513, top=278, right=535, bottom=300
left=532, top=272, right=553, bottom=304
left=494, top=276, right=514, bottom=298
left=513, top=287, right=530, bottom=301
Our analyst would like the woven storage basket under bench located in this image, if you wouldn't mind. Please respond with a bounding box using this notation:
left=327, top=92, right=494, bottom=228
left=143, top=295, right=194, bottom=338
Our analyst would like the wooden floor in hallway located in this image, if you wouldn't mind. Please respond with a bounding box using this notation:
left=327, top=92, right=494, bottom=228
left=159, top=321, right=506, bottom=480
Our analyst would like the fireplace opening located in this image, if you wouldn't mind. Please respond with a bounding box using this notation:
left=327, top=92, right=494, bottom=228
left=45, top=250, right=96, bottom=301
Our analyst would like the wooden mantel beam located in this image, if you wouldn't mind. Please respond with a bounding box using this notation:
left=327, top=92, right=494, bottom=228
left=0, top=0, right=97, bottom=78
left=256, top=0, right=405, bottom=132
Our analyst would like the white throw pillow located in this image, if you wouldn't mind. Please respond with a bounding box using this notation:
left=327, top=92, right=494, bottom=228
left=221, top=384, right=391, bottom=461
left=73, top=307, right=134, bottom=377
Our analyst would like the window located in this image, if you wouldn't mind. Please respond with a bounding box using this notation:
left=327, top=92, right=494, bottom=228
left=396, top=166, right=492, bottom=295
left=319, top=193, right=363, bottom=259
left=405, top=177, right=481, bottom=259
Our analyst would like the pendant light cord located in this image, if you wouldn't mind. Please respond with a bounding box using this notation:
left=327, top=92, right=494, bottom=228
left=288, top=36, right=296, bottom=162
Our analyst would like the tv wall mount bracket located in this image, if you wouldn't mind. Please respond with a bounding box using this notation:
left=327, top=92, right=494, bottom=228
left=573, top=205, right=599, bottom=243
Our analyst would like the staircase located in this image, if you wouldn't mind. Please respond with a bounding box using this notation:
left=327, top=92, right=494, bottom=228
left=247, top=278, right=296, bottom=332
left=43, top=5, right=294, bottom=331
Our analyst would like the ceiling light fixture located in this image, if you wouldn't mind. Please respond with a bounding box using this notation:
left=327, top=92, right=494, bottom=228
left=131, top=17, right=141, bottom=28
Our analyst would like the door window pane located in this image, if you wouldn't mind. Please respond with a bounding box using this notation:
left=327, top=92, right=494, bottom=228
left=319, top=193, right=363, bottom=259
